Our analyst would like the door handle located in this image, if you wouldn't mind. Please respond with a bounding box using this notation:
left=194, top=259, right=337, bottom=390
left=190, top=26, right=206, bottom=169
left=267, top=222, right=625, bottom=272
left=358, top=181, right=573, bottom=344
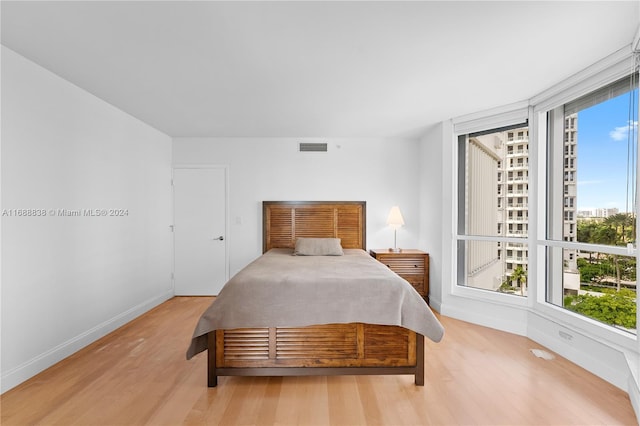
left=214, top=236, right=224, bottom=241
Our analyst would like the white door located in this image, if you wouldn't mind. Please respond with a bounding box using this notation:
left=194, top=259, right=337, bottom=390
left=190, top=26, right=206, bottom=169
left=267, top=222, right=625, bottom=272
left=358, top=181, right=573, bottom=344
left=173, top=167, right=228, bottom=295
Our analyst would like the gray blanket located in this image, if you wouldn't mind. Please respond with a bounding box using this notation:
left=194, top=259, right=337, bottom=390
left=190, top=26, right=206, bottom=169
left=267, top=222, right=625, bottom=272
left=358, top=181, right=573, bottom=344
left=186, top=248, right=444, bottom=359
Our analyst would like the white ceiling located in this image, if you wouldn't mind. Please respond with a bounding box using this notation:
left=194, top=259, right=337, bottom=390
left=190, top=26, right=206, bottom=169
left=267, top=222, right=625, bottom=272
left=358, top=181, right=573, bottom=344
left=2, top=1, right=638, bottom=139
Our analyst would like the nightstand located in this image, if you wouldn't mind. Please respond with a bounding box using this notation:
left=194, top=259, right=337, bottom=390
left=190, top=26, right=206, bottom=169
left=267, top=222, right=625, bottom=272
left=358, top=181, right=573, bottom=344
left=369, top=249, right=429, bottom=303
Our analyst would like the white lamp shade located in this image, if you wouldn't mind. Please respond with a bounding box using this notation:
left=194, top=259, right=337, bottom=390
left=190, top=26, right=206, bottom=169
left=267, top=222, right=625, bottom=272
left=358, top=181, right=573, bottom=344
left=386, top=206, right=405, bottom=228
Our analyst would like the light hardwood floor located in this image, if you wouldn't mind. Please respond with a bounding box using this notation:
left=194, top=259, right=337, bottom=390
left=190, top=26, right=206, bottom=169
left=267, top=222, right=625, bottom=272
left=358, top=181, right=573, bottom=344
left=1, top=296, right=637, bottom=425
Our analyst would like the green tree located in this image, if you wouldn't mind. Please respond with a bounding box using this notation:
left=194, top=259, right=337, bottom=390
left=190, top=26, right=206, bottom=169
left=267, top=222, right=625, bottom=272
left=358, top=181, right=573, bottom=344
left=577, top=221, right=599, bottom=262
left=576, top=220, right=597, bottom=243
left=586, top=214, right=637, bottom=291
left=604, top=213, right=635, bottom=245
left=498, top=278, right=515, bottom=294
left=577, top=258, right=607, bottom=284
left=511, top=266, right=527, bottom=296
left=601, top=213, right=635, bottom=291
left=619, top=257, right=637, bottom=281
left=565, top=289, right=636, bottom=329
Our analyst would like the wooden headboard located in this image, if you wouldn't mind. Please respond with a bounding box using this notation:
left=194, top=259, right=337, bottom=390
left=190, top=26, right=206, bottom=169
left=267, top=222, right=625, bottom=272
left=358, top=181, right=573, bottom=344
left=263, top=201, right=366, bottom=252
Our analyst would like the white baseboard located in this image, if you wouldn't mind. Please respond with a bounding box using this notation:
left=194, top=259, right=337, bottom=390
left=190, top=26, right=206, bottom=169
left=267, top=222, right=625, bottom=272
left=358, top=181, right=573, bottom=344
left=1, top=290, right=174, bottom=393
left=428, top=297, right=443, bottom=314
left=440, top=300, right=528, bottom=337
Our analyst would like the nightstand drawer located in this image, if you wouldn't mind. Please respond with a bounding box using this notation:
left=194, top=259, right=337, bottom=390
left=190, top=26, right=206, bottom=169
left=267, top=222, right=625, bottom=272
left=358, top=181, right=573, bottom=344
left=402, top=275, right=425, bottom=296
left=376, top=255, right=424, bottom=274
left=370, top=249, right=429, bottom=304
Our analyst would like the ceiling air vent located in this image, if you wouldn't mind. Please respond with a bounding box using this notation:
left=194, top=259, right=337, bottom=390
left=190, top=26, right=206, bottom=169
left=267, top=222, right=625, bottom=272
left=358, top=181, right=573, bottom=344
left=299, top=142, right=328, bottom=152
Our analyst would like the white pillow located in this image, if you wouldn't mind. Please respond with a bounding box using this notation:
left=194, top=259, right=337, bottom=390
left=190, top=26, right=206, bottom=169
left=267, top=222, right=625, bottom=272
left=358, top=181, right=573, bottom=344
left=293, top=238, right=344, bottom=256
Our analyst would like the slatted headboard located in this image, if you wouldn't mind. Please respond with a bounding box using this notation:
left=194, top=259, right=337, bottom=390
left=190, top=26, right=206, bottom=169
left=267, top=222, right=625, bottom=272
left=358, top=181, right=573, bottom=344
left=263, top=201, right=366, bottom=252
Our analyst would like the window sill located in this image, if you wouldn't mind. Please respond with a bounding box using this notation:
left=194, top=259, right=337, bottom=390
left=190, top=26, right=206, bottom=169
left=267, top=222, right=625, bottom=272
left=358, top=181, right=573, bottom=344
left=532, top=300, right=637, bottom=352
left=451, top=283, right=530, bottom=307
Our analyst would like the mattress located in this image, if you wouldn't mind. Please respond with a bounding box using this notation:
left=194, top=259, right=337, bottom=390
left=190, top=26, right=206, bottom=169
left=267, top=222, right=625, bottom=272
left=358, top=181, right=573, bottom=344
left=187, top=248, right=444, bottom=359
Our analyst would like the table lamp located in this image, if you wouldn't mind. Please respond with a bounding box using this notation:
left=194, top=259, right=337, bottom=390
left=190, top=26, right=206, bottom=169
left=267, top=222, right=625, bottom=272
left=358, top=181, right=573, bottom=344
left=386, top=206, right=404, bottom=252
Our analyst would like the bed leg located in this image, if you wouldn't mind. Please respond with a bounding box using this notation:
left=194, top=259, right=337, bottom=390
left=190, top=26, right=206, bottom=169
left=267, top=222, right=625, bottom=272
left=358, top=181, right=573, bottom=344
left=207, top=331, right=218, bottom=387
left=415, top=334, right=425, bottom=386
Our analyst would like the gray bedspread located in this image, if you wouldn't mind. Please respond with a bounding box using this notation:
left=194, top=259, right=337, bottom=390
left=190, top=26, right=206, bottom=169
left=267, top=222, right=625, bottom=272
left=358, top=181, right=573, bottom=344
left=186, top=248, right=444, bottom=359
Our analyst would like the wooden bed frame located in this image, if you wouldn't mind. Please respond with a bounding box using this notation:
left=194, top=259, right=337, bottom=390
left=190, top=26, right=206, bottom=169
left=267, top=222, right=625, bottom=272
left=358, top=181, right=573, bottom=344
left=207, top=201, right=425, bottom=386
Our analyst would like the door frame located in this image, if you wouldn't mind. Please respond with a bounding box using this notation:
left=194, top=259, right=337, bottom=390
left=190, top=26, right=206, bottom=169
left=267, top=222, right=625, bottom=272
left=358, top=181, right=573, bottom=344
left=172, top=164, right=230, bottom=295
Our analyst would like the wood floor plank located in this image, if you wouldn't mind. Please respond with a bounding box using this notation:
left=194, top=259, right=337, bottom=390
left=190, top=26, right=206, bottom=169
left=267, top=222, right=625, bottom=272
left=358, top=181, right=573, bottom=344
left=1, top=296, right=637, bottom=425
left=272, top=375, right=331, bottom=425
left=218, top=377, right=263, bottom=425
left=254, top=377, right=282, bottom=426
left=327, top=375, right=366, bottom=425
left=355, top=376, right=384, bottom=425
left=183, top=379, right=238, bottom=426
left=272, top=376, right=303, bottom=424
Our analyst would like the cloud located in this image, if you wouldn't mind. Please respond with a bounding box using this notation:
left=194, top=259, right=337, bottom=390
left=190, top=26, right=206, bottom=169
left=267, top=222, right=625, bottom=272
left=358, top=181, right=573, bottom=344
left=609, top=120, right=638, bottom=141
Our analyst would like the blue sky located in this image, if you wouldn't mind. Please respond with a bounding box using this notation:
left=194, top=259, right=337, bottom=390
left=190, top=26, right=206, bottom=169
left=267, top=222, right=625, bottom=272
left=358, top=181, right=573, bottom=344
left=576, top=89, right=638, bottom=213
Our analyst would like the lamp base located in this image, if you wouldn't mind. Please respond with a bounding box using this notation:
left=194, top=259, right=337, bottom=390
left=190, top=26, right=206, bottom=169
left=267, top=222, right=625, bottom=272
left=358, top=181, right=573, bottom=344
left=388, top=247, right=402, bottom=253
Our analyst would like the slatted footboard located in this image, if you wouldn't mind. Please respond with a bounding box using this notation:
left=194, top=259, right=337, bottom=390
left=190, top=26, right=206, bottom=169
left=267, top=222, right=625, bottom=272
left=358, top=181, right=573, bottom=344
left=207, top=323, right=425, bottom=386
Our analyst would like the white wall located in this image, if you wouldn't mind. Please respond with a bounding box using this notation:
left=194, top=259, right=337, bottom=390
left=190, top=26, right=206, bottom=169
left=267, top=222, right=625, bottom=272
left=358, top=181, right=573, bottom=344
left=173, top=137, right=422, bottom=276
left=419, top=124, right=445, bottom=309
left=1, top=47, right=174, bottom=392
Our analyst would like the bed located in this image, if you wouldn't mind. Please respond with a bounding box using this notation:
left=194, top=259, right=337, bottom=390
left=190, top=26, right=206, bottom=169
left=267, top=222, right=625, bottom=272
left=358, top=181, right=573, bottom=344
left=186, top=201, right=444, bottom=386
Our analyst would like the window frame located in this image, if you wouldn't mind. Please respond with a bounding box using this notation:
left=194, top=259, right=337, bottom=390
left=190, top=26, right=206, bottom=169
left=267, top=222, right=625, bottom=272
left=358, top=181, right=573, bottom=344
left=451, top=102, right=531, bottom=306
left=531, top=49, right=639, bottom=350
left=449, top=47, right=638, bottom=351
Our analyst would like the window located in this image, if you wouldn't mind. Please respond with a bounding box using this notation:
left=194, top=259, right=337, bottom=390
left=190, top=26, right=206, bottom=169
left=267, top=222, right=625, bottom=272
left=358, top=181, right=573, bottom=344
left=545, top=74, right=638, bottom=333
left=457, top=123, right=529, bottom=296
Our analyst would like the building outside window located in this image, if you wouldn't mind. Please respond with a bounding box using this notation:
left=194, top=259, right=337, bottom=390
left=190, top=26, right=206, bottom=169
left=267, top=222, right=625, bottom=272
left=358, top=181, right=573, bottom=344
left=457, top=125, right=531, bottom=295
